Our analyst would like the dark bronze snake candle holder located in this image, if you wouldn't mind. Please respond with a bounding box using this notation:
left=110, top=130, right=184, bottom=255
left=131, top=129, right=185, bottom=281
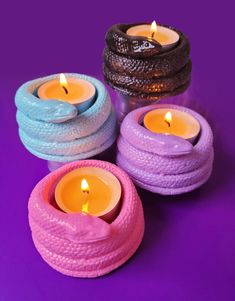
left=103, top=23, right=192, bottom=101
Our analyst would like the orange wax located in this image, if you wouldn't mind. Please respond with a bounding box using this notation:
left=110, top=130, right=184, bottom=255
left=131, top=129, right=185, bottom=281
left=55, top=167, right=121, bottom=222
left=143, top=108, right=200, bottom=144
left=38, top=76, right=96, bottom=105
left=126, top=23, right=179, bottom=50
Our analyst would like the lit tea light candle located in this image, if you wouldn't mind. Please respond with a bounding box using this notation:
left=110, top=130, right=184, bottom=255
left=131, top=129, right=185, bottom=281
left=143, top=108, right=200, bottom=144
left=38, top=73, right=96, bottom=113
left=81, top=178, right=90, bottom=213
left=55, top=167, right=122, bottom=222
left=126, top=21, right=179, bottom=50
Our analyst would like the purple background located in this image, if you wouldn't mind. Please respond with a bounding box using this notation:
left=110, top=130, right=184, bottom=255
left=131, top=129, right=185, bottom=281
left=1, top=0, right=235, bottom=300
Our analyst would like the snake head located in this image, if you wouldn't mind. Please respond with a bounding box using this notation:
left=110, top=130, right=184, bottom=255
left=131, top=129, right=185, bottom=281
left=153, top=133, right=193, bottom=157
left=63, top=213, right=112, bottom=243
left=130, top=38, right=162, bottom=56
left=121, top=105, right=194, bottom=158
left=15, top=78, right=78, bottom=123
left=106, top=24, right=162, bottom=58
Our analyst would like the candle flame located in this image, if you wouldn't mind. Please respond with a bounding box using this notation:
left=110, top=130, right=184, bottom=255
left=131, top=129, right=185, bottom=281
left=59, top=73, right=68, bottom=94
left=164, top=111, right=172, bottom=127
left=150, top=20, right=157, bottom=38
left=81, top=179, right=90, bottom=193
left=81, top=179, right=89, bottom=213
left=60, top=73, right=68, bottom=87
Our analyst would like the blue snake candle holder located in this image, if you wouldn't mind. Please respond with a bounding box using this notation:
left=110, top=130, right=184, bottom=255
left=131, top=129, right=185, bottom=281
left=15, top=74, right=117, bottom=170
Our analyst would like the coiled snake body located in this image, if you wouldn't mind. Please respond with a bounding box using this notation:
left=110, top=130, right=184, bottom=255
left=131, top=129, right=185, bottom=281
left=103, top=23, right=191, bottom=100
left=117, top=104, right=214, bottom=195
left=15, top=74, right=117, bottom=162
left=28, top=160, right=145, bottom=278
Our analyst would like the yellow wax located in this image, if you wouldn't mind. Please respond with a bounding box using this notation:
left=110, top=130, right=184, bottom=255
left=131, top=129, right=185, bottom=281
left=143, top=108, right=200, bottom=143
left=38, top=77, right=96, bottom=105
left=55, top=167, right=121, bottom=221
left=126, top=24, right=179, bottom=49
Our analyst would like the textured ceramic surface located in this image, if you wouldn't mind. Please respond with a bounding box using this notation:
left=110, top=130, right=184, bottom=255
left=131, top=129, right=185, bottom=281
left=117, top=104, right=214, bottom=195
left=2, top=1, right=235, bottom=299
left=104, top=23, right=191, bottom=100
left=28, top=160, right=145, bottom=278
left=15, top=74, right=117, bottom=162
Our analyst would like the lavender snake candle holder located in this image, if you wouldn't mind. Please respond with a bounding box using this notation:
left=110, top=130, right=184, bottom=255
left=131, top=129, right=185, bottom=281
left=104, top=23, right=191, bottom=117
left=28, top=160, right=145, bottom=278
left=15, top=74, right=117, bottom=169
left=117, top=104, right=214, bottom=195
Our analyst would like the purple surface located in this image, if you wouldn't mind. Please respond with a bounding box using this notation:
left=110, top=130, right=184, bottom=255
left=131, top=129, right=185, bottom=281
left=1, top=0, right=235, bottom=300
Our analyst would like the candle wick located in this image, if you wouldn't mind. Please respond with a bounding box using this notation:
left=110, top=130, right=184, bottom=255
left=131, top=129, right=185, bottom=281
left=165, top=120, right=171, bottom=127
left=62, top=86, right=68, bottom=95
left=151, top=32, right=155, bottom=39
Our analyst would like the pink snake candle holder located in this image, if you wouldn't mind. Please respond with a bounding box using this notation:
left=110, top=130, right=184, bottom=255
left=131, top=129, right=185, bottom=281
left=117, top=104, right=214, bottom=195
left=28, top=160, right=145, bottom=278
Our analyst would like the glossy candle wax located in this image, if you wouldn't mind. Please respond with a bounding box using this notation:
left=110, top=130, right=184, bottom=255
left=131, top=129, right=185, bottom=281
left=126, top=24, right=179, bottom=49
left=38, top=77, right=96, bottom=105
left=143, top=108, right=200, bottom=144
left=55, top=167, right=121, bottom=222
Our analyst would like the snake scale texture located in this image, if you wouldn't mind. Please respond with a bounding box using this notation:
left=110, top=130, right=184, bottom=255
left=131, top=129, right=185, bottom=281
left=28, top=160, right=145, bottom=278
left=15, top=74, right=117, bottom=162
left=103, top=23, right=191, bottom=100
left=117, top=104, right=214, bottom=195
